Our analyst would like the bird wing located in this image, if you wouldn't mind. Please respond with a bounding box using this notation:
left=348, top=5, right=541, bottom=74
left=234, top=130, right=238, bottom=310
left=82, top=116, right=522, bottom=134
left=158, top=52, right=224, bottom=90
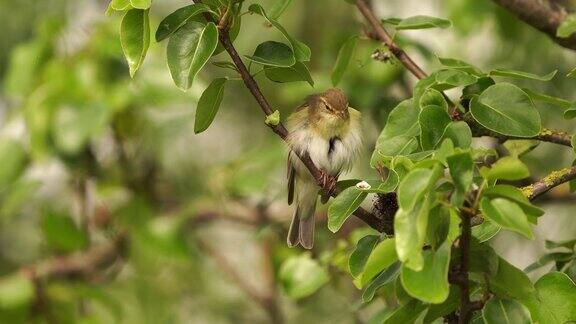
left=287, top=152, right=296, bottom=205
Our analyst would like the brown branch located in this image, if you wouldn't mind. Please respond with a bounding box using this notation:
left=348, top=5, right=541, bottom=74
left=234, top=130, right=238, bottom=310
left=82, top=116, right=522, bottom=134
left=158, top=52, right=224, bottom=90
left=490, top=0, right=576, bottom=51
left=193, top=0, right=390, bottom=234
left=521, top=165, right=576, bottom=200
left=356, top=0, right=427, bottom=79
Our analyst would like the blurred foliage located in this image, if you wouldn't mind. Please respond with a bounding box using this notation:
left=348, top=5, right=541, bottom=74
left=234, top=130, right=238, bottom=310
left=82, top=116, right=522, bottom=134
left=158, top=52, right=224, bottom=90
left=0, top=0, right=575, bottom=323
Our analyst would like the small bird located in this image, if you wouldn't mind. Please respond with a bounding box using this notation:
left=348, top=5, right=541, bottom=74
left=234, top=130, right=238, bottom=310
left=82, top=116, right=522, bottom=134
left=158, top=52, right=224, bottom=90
left=286, top=88, right=362, bottom=249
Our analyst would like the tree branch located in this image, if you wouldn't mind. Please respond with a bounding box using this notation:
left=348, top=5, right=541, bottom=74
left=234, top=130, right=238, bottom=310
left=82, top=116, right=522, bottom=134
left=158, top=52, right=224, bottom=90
left=193, top=0, right=390, bottom=234
left=490, top=0, right=576, bottom=51
left=355, top=0, right=427, bottom=79
left=457, top=210, right=473, bottom=324
left=521, top=165, right=576, bottom=200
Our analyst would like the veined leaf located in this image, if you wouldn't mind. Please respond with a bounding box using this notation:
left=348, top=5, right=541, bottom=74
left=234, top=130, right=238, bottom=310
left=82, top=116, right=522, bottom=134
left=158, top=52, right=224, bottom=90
left=264, top=62, right=314, bottom=86
left=482, top=298, right=532, bottom=324
left=419, top=105, right=451, bottom=150
left=470, top=83, right=541, bottom=137
left=167, top=21, right=218, bottom=90
left=155, top=4, right=213, bottom=42
left=245, top=41, right=295, bottom=67
left=120, top=9, right=150, bottom=77
left=481, top=198, right=534, bottom=239
left=328, top=187, right=368, bottom=233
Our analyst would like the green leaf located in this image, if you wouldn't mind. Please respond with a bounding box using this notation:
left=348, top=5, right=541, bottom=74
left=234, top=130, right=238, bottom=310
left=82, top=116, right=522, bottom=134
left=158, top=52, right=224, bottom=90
left=484, top=156, right=530, bottom=181
left=371, top=100, right=420, bottom=167
left=109, top=0, right=131, bottom=10
left=331, top=36, right=357, bottom=86
left=362, top=262, right=401, bottom=303
left=462, top=77, right=496, bottom=99
left=130, top=0, right=150, bottom=9
left=383, top=15, right=452, bottom=30
left=483, top=185, right=544, bottom=217
left=268, top=0, right=292, bottom=19
left=529, top=272, right=576, bottom=323
left=155, top=4, right=213, bottom=42
left=470, top=83, right=541, bottom=137
left=328, top=187, right=368, bottom=232
left=447, top=152, right=474, bottom=207
left=194, top=78, right=227, bottom=134
left=349, top=235, right=380, bottom=277
left=248, top=4, right=311, bottom=62
left=120, top=9, right=150, bottom=77
left=395, top=198, right=431, bottom=271
left=42, top=212, right=88, bottom=252
left=245, top=41, right=295, bottom=67
left=279, top=253, right=329, bottom=299
left=264, top=62, right=314, bottom=86
left=490, top=257, right=536, bottom=301
left=437, top=56, right=483, bottom=76
left=419, top=105, right=451, bottom=150
left=167, top=21, right=219, bottom=90
left=490, top=69, right=557, bottom=81
left=397, top=168, right=436, bottom=211
left=0, top=274, right=34, bottom=310
left=545, top=238, right=576, bottom=250
left=472, top=220, right=501, bottom=242
left=419, top=88, right=448, bottom=111
left=212, top=60, right=238, bottom=71
left=482, top=298, right=532, bottom=324
left=442, top=121, right=472, bottom=149
left=356, top=174, right=399, bottom=194
left=503, top=139, right=539, bottom=158
left=383, top=299, right=428, bottom=324
left=568, top=67, right=576, bottom=78
left=401, top=241, right=451, bottom=304
left=361, top=238, right=398, bottom=286
left=426, top=205, right=450, bottom=250
left=557, top=14, right=576, bottom=38
left=435, top=69, right=477, bottom=87
left=524, top=252, right=573, bottom=273
left=564, top=104, right=576, bottom=119
left=481, top=198, right=533, bottom=239
left=522, top=88, right=572, bottom=108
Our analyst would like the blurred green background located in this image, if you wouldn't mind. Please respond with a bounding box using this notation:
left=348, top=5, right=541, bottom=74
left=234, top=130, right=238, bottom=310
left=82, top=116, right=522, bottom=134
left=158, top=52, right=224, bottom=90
left=0, top=0, right=575, bottom=323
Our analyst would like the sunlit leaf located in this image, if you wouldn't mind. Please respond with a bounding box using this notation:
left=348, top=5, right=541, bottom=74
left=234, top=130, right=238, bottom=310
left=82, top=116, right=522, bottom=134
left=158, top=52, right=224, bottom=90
left=167, top=21, right=218, bottom=90
left=401, top=240, right=451, bottom=304
left=361, top=238, right=398, bottom=285
left=557, top=14, right=576, bottom=38
left=120, top=9, right=150, bottom=77
left=481, top=198, right=533, bottom=239
left=155, top=4, right=213, bottom=42
left=328, top=187, right=368, bottom=233
left=484, top=156, right=530, bottom=181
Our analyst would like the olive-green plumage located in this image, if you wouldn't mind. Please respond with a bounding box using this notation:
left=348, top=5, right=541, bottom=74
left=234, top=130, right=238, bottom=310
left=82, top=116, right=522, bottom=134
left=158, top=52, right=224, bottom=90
left=286, top=88, right=363, bottom=249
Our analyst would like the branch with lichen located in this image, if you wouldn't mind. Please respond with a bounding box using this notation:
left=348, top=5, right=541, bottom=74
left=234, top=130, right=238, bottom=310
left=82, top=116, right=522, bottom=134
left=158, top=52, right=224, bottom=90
left=521, top=166, right=576, bottom=200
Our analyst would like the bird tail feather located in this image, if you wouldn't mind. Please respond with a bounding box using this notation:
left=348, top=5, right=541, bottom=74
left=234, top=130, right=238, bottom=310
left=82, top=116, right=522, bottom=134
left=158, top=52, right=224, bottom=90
left=287, top=183, right=317, bottom=249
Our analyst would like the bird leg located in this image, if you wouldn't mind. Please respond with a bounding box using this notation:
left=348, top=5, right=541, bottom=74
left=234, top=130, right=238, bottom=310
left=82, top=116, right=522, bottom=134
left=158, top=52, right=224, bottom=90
left=319, top=170, right=337, bottom=197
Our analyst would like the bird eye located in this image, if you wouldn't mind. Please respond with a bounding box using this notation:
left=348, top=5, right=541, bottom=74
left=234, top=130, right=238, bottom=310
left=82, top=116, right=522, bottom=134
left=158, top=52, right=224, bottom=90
left=323, top=103, right=333, bottom=112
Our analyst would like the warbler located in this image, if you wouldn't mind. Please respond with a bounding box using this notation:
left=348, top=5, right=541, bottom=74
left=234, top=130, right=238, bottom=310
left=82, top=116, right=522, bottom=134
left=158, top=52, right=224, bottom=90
left=286, top=88, right=363, bottom=249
